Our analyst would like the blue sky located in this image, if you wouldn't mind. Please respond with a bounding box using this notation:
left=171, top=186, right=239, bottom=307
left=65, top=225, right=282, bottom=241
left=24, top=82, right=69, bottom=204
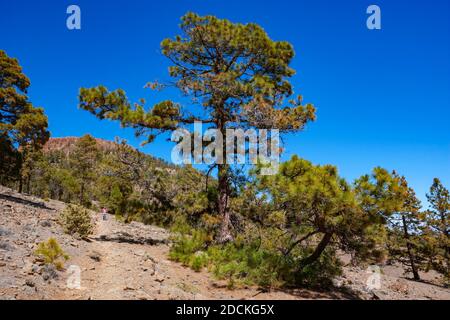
left=1, top=0, right=449, bottom=205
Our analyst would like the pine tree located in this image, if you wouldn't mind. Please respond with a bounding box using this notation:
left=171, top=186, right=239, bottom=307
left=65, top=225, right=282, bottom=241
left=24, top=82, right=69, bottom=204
left=355, top=169, right=429, bottom=280
left=256, top=156, right=375, bottom=271
left=19, top=146, right=44, bottom=194
left=78, top=13, right=315, bottom=242
left=388, top=177, right=425, bottom=280
left=70, top=134, right=99, bottom=205
left=425, top=178, right=449, bottom=283
left=0, top=50, right=49, bottom=186
left=109, top=184, right=124, bottom=215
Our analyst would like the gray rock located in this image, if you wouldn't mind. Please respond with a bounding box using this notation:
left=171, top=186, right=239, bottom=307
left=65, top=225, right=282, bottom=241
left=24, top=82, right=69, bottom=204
left=370, top=289, right=390, bottom=300
left=0, top=241, right=14, bottom=251
left=0, top=227, right=12, bottom=237
left=22, top=285, right=37, bottom=296
left=159, top=284, right=192, bottom=300
left=41, top=264, right=58, bottom=281
left=24, top=279, right=35, bottom=287
left=32, top=264, right=40, bottom=274
left=40, top=220, right=52, bottom=227
left=88, top=251, right=102, bottom=262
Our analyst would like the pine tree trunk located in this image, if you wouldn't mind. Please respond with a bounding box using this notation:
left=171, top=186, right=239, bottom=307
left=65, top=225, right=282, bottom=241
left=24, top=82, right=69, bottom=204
left=26, top=176, right=31, bottom=194
left=402, top=215, right=420, bottom=281
left=217, top=163, right=233, bottom=243
left=80, top=183, right=84, bottom=204
left=298, top=232, right=333, bottom=269
left=18, top=177, right=23, bottom=193
left=439, top=211, right=449, bottom=279
left=215, top=113, right=233, bottom=243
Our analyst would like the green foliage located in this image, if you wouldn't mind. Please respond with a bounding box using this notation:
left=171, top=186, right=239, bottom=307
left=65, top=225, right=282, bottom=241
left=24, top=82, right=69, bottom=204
left=0, top=135, right=20, bottom=185
left=293, top=249, right=342, bottom=287
left=78, top=12, right=316, bottom=242
left=70, top=134, right=99, bottom=206
left=17, top=136, right=210, bottom=228
left=190, top=252, right=209, bottom=272
left=208, top=242, right=280, bottom=288
left=78, top=13, right=316, bottom=141
left=109, top=184, right=125, bottom=214
left=255, top=156, right=377, bottom=268
left=34, top=238, right=69, bottom=270
left=424, top=178, right=450, bottom=284
left=169, top=228, right=209, bottom=267
left=387, top=178, right=427, bottom=280
left=169, top=217, right=341, bottom=288
left=168, top=157, right=449, bottom=289
left=167, top=155, right=371, bottom=288
left=354, top=170, right=448, bottom=282
left=2, top=16, right=448, bottom=291
left=59, top=204, right=94, bottom=238
left=0, top=50, right=49, bottom=184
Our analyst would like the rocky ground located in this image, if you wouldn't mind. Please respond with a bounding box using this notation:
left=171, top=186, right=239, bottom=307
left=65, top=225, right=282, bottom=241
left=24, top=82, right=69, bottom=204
left=1, top=186, right=449, bottom=300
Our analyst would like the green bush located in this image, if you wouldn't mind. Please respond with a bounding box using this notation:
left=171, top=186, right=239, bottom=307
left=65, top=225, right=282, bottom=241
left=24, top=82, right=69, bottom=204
left=190, top=251, right=209, bottom=272
left=207, top=241, right=281, bottom=288
left=59, top=204, right=94, bottom=238
left=169, top=229, right=209, bottom=265
left=169, top=226, right=344, bottom=289
left=34, top=238, right=69, bottom=270
left=288, top=248, right=343, bottom=288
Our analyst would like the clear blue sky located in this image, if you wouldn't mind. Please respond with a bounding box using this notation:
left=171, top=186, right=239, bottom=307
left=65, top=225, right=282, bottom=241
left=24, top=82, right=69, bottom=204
left=1, top=0, right=449, bottom=205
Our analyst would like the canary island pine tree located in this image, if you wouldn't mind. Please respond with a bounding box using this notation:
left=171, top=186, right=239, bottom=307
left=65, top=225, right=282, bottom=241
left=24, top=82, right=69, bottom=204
left=78, top=13, right=315, bottom=242
left=425, top=178, right=450, bottom=284
left=0, top=50, right=49, bottom=187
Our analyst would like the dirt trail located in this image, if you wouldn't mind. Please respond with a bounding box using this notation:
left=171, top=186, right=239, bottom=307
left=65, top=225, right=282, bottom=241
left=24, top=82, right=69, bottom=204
left=60, top=214, right=337, bottom=300
left=68, top=218, right=130, bottom=299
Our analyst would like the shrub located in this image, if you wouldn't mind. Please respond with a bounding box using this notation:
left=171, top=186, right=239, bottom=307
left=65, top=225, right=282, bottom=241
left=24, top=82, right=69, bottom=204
left=169, top=226, right=344, bottom=289
left=169, top=229, right=209, bottom=266
left=59, top=204, right=94, bottom=238
left=207, top=241, right=281, bottom=288
left=289, top=248, right=343, bottom=288
left=190, top=251, right=209, bottom=272
left=170, top=215, right=193, bottom=236
left=34, top=238, right=69, bottom=270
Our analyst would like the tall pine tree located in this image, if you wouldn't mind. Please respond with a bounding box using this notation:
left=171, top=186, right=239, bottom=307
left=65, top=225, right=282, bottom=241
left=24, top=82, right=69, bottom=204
left=388, top=176, right=425, bottom=280
left=0, top=50, right=49, bottom=187
left=425, top=178, right=449, bottom=283
left=78, top=13, right=315, bottom=242
left=70, top=134, right=99, bottom=205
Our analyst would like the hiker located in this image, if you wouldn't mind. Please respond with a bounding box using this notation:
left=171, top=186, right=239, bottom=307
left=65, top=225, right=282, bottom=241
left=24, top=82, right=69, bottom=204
left=101, top=207, right=108, bottom=221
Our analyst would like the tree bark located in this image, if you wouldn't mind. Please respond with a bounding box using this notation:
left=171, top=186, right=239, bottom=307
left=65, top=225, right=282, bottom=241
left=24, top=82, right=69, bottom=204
left=402, top=215, right=420, bottom=281
left=284, top=231, right=318, bottom=257
left=298, top=232, right=333, bottom=270
left=217, top=163, right=233, bottom=243
left=80, top=182, right=85, bottom=204
left=26, top=175, right=31, bottom=194
left=215, top=110, right=233, bottom=243
left=18, top=177, right=23, bottom=193
left=439, top=211, right=449, bottom=264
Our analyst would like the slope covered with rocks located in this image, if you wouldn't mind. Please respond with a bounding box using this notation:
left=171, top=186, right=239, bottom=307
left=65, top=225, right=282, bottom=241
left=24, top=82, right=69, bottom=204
left=1, top=186, right=449, bottom=300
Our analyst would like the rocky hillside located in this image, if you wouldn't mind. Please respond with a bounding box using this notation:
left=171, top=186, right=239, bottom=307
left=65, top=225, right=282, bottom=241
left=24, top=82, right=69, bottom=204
left=1, top=186, right=449, bottom=300
left=42, top=136, right=173, bottom=169
left=43, top=137, right=117, bottom=154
